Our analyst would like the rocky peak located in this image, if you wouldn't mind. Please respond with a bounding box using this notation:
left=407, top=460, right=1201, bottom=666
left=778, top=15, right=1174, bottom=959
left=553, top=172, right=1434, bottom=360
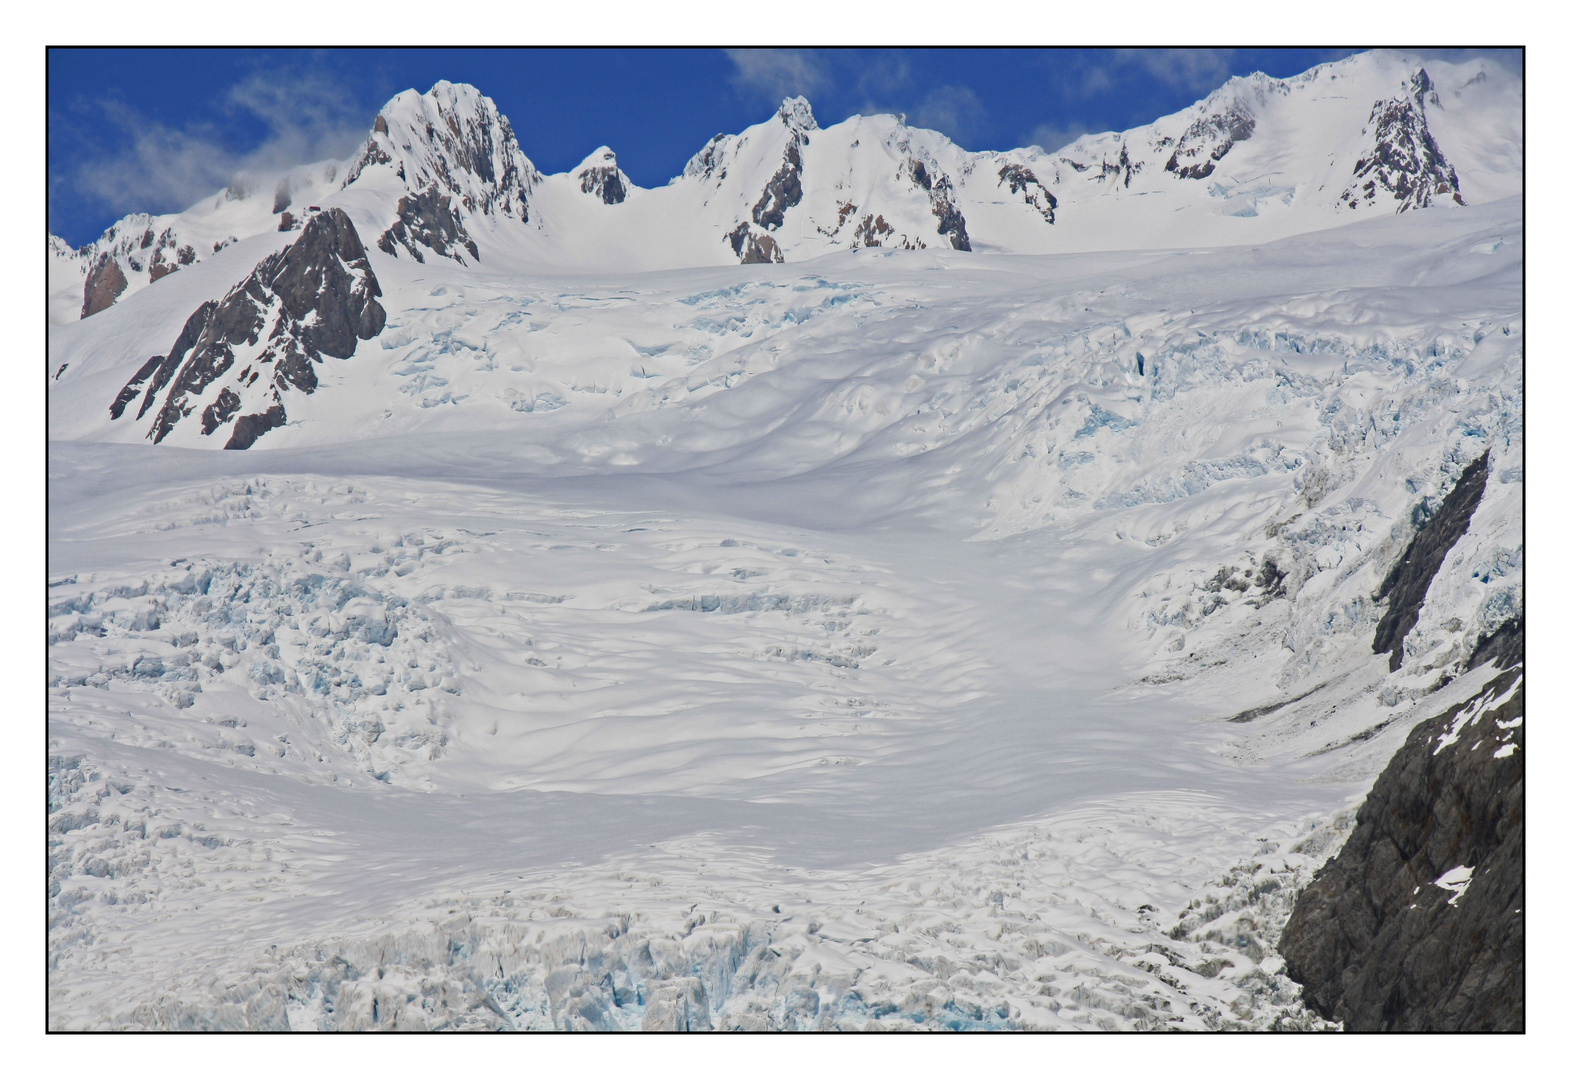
left=574, top=147, right=630, bottom=205
left=345, top=81, right=540, bottom=223
left=681, top=133, right=730, bottom=183
left=1340, top=67, right=1462, bottom=212
left=110, top=208, right=385, bottom=450
left=1409, top=67, right=1441, bottom=108
left=776, top=96, right=817, bottom=133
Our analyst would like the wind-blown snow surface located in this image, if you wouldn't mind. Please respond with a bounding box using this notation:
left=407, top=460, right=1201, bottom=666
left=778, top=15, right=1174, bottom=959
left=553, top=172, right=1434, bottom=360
left=47, top=197, right=1522, bottom=1030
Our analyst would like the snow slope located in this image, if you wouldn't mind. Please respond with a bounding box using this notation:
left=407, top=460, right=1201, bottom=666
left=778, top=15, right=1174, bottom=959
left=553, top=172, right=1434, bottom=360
left=47, top=179, right=1522, bottom=1027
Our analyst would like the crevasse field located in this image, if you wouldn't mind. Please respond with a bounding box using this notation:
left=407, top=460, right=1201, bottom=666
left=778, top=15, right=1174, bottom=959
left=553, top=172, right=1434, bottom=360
left=47, top=195, right=1522, bottom=1030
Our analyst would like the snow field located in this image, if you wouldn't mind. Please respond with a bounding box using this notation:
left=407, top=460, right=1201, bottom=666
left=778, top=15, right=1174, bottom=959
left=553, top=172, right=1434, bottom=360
left=47, top=198, right=1522, bottom=1030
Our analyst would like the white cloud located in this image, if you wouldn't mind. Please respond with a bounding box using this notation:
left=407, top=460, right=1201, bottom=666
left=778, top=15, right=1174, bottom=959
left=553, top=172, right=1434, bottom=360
left=725, top=48, right=831, bottom=104
left=61, top=62, right=373, bottom=231
left=1025, top=120, right=1098, bottom=155
left=1115, top=48, right=1238, bottom=97
left=911, top=85, right=986, bottom=145
left=1054, top=49, right=1237, bottom=106
left=849, top=51, right=913, bottom=106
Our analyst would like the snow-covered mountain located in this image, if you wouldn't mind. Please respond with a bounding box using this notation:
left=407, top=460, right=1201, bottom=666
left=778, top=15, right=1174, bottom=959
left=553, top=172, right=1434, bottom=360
left=46, top=50, right=1523, bottom=1031
left=50, top=50, right=1520, bottom=325
left=46, top=50, right=1522, bottom=456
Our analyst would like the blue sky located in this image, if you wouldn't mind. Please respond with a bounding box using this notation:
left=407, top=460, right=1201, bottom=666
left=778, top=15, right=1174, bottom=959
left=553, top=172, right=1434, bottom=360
left=47, top=47, right=1522, bottom=247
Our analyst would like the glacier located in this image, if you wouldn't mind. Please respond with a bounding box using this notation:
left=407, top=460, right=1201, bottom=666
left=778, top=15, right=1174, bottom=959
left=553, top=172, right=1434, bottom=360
left=46, top=51, right=1523, bottom=1031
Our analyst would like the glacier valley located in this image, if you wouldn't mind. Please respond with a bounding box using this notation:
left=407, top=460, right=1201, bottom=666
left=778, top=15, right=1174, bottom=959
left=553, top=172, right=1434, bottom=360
left=46, top=52, right=1523, bottom=1030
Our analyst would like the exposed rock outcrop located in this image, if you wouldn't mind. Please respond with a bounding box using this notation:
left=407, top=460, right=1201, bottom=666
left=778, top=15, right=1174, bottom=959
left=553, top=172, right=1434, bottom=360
left=851, top=213, right=897, bottom=250
left=725, top=223, right=783, bottom=264
left=1340, top=69, right=1463, bottom=212
left=80, top=254, right=128, bottom=318
left=68, top=218, right=207, bottom=320
left=705, top=97, right=817, bottom=264
left=1372, top=452, right=1491, bottom=670
left=929, top=180, right=971, bottom=251
left=1279, top=451, right=1521, bottom=1031
left=906, top=157, right=971, bottom=251
left=1090, top=143, right=1141, bottom=189
left=997, top=163, right=1058, bottom=224
left=1165, top=104, right=1256, bottom=181
left=575, top=147, right=629, bottom=205
left=378, top=186, right=481, bottom=264
left=1278, top=652, right=1524, bottom=1030
left=147, top=243, right=194, bottom=283
left=110, top=208, right=384, bottom=449
left=1466, top=615, right=1523, bottom=673
left=752, top=136, right=804, bottom=232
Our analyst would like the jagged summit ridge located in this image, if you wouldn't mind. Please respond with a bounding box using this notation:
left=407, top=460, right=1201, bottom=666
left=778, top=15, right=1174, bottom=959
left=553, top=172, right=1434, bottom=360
left=48, top=50, right=1521, bottom=326
left=348, top=80, right=539, bottom=220
left=1340, top=69, right=1463, bottom=211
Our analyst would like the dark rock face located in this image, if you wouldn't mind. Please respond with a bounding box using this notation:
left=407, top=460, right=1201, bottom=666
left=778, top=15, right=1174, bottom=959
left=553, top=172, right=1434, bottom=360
left=225, top=403, right=287, bottom=450
left=1467, top=616, right=1523, bottom=673
left=852, top=214, right=896, bottom=249
left=725, top=223, right=783, bottom=264
left=199, top=387, right=242, bottom=435
left=378, top=186, right=481, bottom=264
left=1340, top=70, right=1463, bottom=212
left=109, top=305, right=215, bottom=422
left=930, top=178, right=971, bottom=251
left=576, top=150, right=629, bottom=205
left=81, top=255, right=129, bottom=318
left=147, top=243, right=194, bottom=283
left=751, top=138, right=804, bottom=232
left=1094, top=144, right=1142, bottom=189
left=1165, top=104, right=1256, bottom=181
left=65, top=218, right=205, bottom=322
left=1373, top=452, right=1491, bottom=670
left=997, top=163, right=1058, bottom=224
left=1278, top=656, right=1524, bottom=1031
left=111, top=208, right=384, bottom=449
left=580, top=166, right=627, bottom=204
left=906, top=158, right=971, bottom=251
